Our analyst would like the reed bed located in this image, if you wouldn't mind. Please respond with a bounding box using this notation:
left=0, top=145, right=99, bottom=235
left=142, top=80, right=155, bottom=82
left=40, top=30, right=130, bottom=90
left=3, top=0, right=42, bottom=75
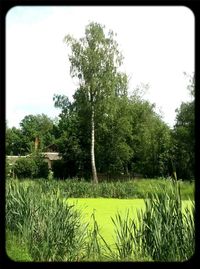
left=6, top=178, right=194, bottom=262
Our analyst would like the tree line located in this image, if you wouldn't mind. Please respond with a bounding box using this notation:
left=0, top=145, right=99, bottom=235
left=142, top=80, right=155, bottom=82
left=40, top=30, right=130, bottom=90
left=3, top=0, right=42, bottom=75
left=6, top=22, right=195, bottom=182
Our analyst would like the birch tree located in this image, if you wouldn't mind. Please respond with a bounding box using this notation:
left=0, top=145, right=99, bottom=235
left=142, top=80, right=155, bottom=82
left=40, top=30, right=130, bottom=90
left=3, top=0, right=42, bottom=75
left=64, top=22, right=125, bottom=183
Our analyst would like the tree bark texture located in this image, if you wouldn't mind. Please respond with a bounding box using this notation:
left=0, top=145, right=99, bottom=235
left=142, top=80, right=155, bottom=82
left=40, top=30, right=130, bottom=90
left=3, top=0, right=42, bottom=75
left=91, top=106, right=98, bottom=183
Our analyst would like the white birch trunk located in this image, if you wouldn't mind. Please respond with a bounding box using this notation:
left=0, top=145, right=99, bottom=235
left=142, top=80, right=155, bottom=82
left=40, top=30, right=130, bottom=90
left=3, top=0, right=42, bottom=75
left=91, top=105, right=98, bottom=183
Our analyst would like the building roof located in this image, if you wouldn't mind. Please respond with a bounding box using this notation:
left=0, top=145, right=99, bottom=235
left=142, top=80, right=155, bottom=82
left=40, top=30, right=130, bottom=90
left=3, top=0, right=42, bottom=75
left=7, top=155, right=25, bottom=164
left=42, top=152, right=62, bottom=161
left=7, top=152, right=62, bottom=163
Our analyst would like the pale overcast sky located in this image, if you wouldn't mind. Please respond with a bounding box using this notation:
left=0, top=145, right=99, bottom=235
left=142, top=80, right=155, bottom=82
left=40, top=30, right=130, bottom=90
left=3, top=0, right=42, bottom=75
left=6, top=6, right=194, bottom=128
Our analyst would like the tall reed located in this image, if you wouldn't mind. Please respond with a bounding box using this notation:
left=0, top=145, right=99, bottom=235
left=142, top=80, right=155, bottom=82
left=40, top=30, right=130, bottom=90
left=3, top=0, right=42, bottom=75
left=110, top=179, right=195, bottom=261
left=6, top=179, right=88, bottom=261
left=6, top=179, right=194, bottom=261
left=138, top=180, right=195, bottom=261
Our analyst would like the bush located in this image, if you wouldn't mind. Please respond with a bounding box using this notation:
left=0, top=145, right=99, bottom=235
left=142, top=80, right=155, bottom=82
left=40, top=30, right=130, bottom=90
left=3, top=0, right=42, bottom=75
left=14, top=153, right=49, bottom=179
left=14, top=157, right=37, bottom=178
left=33, top=153, right=49, bottom=178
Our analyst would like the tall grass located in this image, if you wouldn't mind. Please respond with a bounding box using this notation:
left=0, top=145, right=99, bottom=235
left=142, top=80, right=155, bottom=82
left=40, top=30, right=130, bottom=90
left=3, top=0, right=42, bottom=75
left=139, top=181, right=195, bottom=261
left=60, top=178, right=194, bottom=199
left=84, top=212, right=104, bottom=261
left=111, top=210, right=141, bottom=261
left=6, top=178, right=195, bottom=262
left=8, top=177, right=194, bottom=200
left=6, top=179, right=88, bottom=261
left=110, top=179, right=195, bottom=261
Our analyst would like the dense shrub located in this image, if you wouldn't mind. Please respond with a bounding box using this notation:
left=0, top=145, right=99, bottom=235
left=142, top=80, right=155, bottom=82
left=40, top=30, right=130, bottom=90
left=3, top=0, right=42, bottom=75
left=33, top=153, right=49, bottom=178
left=13, top=153, right=49, bottom=179
left=14, top=157, right=37, bottom=178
